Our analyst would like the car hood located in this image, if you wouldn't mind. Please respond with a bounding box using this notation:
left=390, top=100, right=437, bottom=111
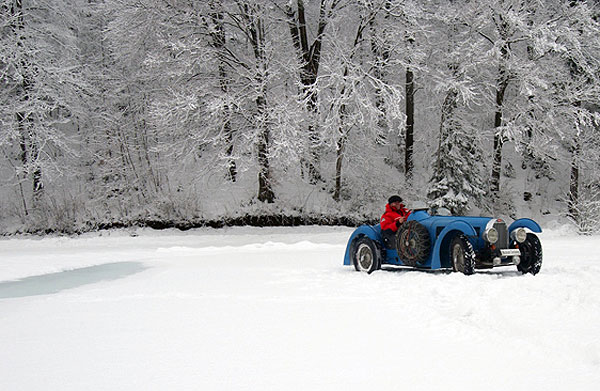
left=409, top=210, right=497, bottom=230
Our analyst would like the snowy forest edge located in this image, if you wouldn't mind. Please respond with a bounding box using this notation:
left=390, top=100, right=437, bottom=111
left=1, top=0, right=599, bottom=235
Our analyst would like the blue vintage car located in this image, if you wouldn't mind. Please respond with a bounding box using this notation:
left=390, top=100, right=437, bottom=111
left=344, top=208, right=543, bottom=275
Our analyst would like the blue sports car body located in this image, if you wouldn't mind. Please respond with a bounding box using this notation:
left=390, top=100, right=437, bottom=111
left=344, top=208, right=543, bottom=275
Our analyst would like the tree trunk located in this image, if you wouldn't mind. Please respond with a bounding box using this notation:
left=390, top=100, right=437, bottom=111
left=490, top=42, right=509, bottom=195
left=332, top=8, right=377, bottom=202
left=256, top=93, right=274, bottom=203
left=286, top=0, right=336, bottom=184
left=243, top=3, right=274, bottom=202
left=568, top=101, right=582, bottom=222
left=17, top=111, right=44, bottom=204
left=30, top=131, right=44, bottom=202
left=333, top=65, right=351, bottom=202
left=333, top=105, right=347, bottom=202
left=12, top=0, right=44, bottom=204
left=569, top=139, right=580, bottom=222
left=209, top=2, right=237, bottom=182
left=333, top=72, right=349, bottom=202
left=223, top=120, right=237, bottom=182
left=490, top=107, right=504, bottom=194
left=405, top=66, right=414, bottom=178
left=369, top=1, right=392, bottom=143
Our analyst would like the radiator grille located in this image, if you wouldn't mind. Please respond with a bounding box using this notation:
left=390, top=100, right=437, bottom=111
left=494, top=220, right=509, bottom=249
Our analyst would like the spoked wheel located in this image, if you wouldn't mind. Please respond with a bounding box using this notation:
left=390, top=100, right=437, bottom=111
left=351, top=237, right=380, bottom=274
left=517, top=233, right=542, bottom=275
left=450, top=234, right=475, bottom=275
left=396, top=221, right=431, bottom=267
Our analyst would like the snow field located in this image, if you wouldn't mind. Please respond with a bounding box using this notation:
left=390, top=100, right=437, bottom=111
left=0, top=226, right=599, bottom=390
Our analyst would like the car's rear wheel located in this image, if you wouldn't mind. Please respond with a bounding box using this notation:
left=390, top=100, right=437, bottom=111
left=517, top=233, right=542, bottom=275
left=351, top=237, right=380, bottom=274
left=396, top=221, right=431, bottom=267
left=450, top=234, right=475, bottom=275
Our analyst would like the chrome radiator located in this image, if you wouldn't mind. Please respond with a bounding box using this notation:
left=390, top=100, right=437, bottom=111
left=494, top=220, right=509, bottom=249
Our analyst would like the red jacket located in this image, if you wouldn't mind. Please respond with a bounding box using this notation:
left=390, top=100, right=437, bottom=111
left=380, top=203, right=411, bottom=232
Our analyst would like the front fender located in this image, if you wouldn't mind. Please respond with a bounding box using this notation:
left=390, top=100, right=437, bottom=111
left=509, top=218, right=542, bottom=233
left=431, top=220, right=478, bottom=269
left=343, top=225, right=382, bottom=266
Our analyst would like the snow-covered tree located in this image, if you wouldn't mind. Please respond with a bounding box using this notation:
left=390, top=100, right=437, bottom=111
left=314, top=0, right=406, bottom=202
left=284, top=0, right=340, bottom=184
left=427, top=1, right=486, bottom=215
left=0, top=0, right=83, bottom=215
left=551, top=1, right=600, bottom=224
left=0, top=0, right=599, bottom=233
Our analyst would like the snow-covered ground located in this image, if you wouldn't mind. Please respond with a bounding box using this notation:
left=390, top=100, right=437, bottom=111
left=1, top=225, right=599, bottom=390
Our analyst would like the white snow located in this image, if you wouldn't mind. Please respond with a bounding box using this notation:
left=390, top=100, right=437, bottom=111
left=1, top=226, right=599, bottom=390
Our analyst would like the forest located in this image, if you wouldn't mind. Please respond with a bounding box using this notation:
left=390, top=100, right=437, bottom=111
left=0, top=0, right=599, bottom=234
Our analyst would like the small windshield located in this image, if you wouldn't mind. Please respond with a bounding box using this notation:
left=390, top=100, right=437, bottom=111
left=430, top=207, right=452, bottom=216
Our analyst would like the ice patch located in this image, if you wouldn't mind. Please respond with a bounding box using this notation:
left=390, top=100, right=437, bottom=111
left=0, top=262, right=146, bottom=299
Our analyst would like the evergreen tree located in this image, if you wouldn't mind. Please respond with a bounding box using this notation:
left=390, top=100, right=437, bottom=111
left=427, top=2, right=485, bottom=215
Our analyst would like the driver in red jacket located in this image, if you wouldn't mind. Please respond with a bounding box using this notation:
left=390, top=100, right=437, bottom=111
left=380, top=195, right=411, bottom=248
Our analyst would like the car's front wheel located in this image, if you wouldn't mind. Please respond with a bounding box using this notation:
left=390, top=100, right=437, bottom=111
left=351, top=237, right=380, bottom=274
left=517, top=233, right=542, bottom=275
left=450, top=234, right=476, bottom=275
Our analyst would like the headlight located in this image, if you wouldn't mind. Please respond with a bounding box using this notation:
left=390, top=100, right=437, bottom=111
left=513, top=228, right=527, bottom=243
left=484, top=227, right=499, bottom=244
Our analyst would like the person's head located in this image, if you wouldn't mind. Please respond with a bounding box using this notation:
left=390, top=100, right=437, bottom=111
left=388, top=195, right=403, bottom=209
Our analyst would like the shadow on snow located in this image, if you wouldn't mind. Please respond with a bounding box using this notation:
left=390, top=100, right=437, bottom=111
left=379, top=266, right=522, bottom=277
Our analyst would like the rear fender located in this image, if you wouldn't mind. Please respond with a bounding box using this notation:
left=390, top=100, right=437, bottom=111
left=431, top=220, right=477, bottom=269
left=343, top=225, right=382, bottom=266
left=509, top=218, right=542, bottom=234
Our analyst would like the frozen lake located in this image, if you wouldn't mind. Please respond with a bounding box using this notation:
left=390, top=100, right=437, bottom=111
left=1, top=226, right=599, bottom=390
